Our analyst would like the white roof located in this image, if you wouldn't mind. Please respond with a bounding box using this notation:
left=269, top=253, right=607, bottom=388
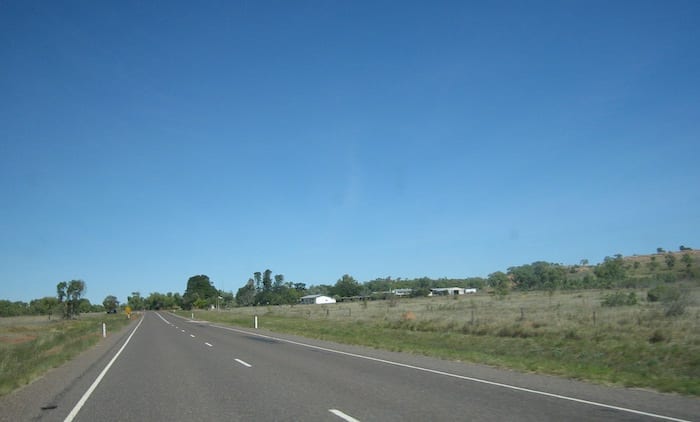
left=300, top=294, right=328, bottom=299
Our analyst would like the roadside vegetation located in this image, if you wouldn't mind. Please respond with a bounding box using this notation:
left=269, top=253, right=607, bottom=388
left=176, top=283, right=700, bottom=396
left=0, top=313, right=134, bottom=396
left=2, top=246, right=697, bottom=397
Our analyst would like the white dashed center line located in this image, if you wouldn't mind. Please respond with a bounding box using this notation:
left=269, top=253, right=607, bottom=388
left=205, top=342, right=213, bottom=347
left=235, top=359, right=252, bottom=368
left=329, top=409, right=360, bottom=422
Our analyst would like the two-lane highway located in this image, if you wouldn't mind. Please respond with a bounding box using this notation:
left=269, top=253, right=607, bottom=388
left=49, top=312, right=700, bottom=421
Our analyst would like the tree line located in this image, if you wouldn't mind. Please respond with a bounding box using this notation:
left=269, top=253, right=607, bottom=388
left=0, top=279, right=98, bottom=318
left=2, top=247, right=695, bottom=316
left=235, top=269, right=307, bottom=306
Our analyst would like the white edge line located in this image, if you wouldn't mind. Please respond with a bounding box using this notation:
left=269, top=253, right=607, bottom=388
left=234, top=358, right=252, bottom=368
left=329, top=409, right=361, bottom=422
left=64, top=315, right=145, bottom=422
left=195, top=320, right=691, bottom=422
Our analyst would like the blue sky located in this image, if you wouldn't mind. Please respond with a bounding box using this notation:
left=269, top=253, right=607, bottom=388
left=1, top=1, right=699, bottom=304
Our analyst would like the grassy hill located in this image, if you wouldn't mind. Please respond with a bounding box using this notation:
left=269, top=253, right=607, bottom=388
left=567, top=249, right=700, bottom=287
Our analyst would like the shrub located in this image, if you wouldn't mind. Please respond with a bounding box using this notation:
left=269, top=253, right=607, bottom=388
left=564, top=329, right=580, bottom=340
left=647, top=285, right=681, bottom=303
left=601, top=291, right=638, bottom=307
left=664, top=301, right=687, bottom=317
left=656, top=272, right=678, bottom=283
left=647, top=286, right=662, bottom=302
left=648, top=329, right=667, bottom=343
left=648, top=285, right=691, bottom=317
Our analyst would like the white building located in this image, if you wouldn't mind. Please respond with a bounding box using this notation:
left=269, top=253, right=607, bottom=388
left=429, top=287, right=477, bottom=296
left=300, top=294, right=337, bottom=305
left=391, top=288, right=414, bottom=296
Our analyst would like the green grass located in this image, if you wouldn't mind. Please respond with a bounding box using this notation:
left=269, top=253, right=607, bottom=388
left=0, top=313, right=134, bottom=396
left=178, top=286, right=700, bottom=395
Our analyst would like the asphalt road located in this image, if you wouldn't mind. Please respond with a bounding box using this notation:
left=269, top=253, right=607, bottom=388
left=2, top=311, right=699, bottom=421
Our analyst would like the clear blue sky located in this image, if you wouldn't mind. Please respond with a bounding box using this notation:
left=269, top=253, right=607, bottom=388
left=1, top=1, right=698, bottom=304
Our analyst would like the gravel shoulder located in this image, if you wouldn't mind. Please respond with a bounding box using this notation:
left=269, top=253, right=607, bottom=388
left=0, top=317, right=139, bottom=422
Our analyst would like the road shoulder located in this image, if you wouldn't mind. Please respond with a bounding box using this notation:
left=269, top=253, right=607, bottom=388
left=0, top=316, right=140, bottom=422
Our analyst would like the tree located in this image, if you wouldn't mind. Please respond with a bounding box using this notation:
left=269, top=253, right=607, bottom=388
left=57, top=281, right=67, bottom=303
left=253, top=272, right=262, bottom=291
left=29, top=296, right=60, bottom=316
left=143, top=292, right=177, bottom=310
left=78, top=298, right=93, bottom=313
left=488, top=271, right=510, bottom=290
left=580, top=259, right=589, bottom=266
left=103, top=295, right=119, bottom=313
left=306, top=284, right=332, bottom=296
left=0, top=300, right=29, bottom=317
left=273, top=274, right=285, bottom=290
left=57, top=280, right=86, bottom=319
left=366, top=277, right=392, bottom=293
left=218, top=290, right=234, bottom=309
left=67, top=280, right=86, bottom=317
left=182, top=275, right=218, bottom=309
left=593, top=256, right=626, bottom=287
left=128, top=292, right=145, bottom=310
left=262, top=269, right=273, bottom=292
left=680, top=245, right=692, bottom=251
left=507, top=262, right=566, bottom=290
left=657, top=247, right=665, bottom=254
left=665, top=253, right=676, bottom=269
left=172, top=292, right=183, bottom=309
left=331, top=274, right=362, bottom=298
left=236, top=279, right=256, bottom=306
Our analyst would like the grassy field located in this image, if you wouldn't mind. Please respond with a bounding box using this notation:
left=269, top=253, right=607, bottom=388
left=178, top=285, right=700, bottom=396
left=0, top=313, right=134, bottom=396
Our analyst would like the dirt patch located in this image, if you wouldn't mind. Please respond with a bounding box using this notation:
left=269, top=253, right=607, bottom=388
left=0, top=335, right=36, bottom=345
left=402, top=311, right=416, bottom=321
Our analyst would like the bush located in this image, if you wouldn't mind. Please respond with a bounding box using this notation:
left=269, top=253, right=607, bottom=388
left=664, top=301, right=687, bottom=317
left=601, top=291, right=638, bottom=307
left=648, top=285, right=690, bottom=317
left=648, top=329, right=667, bottom=343
left=647, top=286, right=662, bottom=302
left=656, top=272, right=678, bottom=283
left=647, top=285, right=681, bottom=303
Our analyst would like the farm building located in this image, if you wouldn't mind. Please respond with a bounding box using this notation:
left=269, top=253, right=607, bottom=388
left=391, top=288, right=414, bottom=296
left=429, top=287, right=477, bottom=296
left=300, top=294, right=337, bottom=305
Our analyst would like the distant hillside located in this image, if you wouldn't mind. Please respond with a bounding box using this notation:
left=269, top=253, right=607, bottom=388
left=565, top=249, right=699, bottom=287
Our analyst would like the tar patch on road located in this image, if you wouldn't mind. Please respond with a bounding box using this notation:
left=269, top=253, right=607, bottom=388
left=245, top=336, right=280, bottom=344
